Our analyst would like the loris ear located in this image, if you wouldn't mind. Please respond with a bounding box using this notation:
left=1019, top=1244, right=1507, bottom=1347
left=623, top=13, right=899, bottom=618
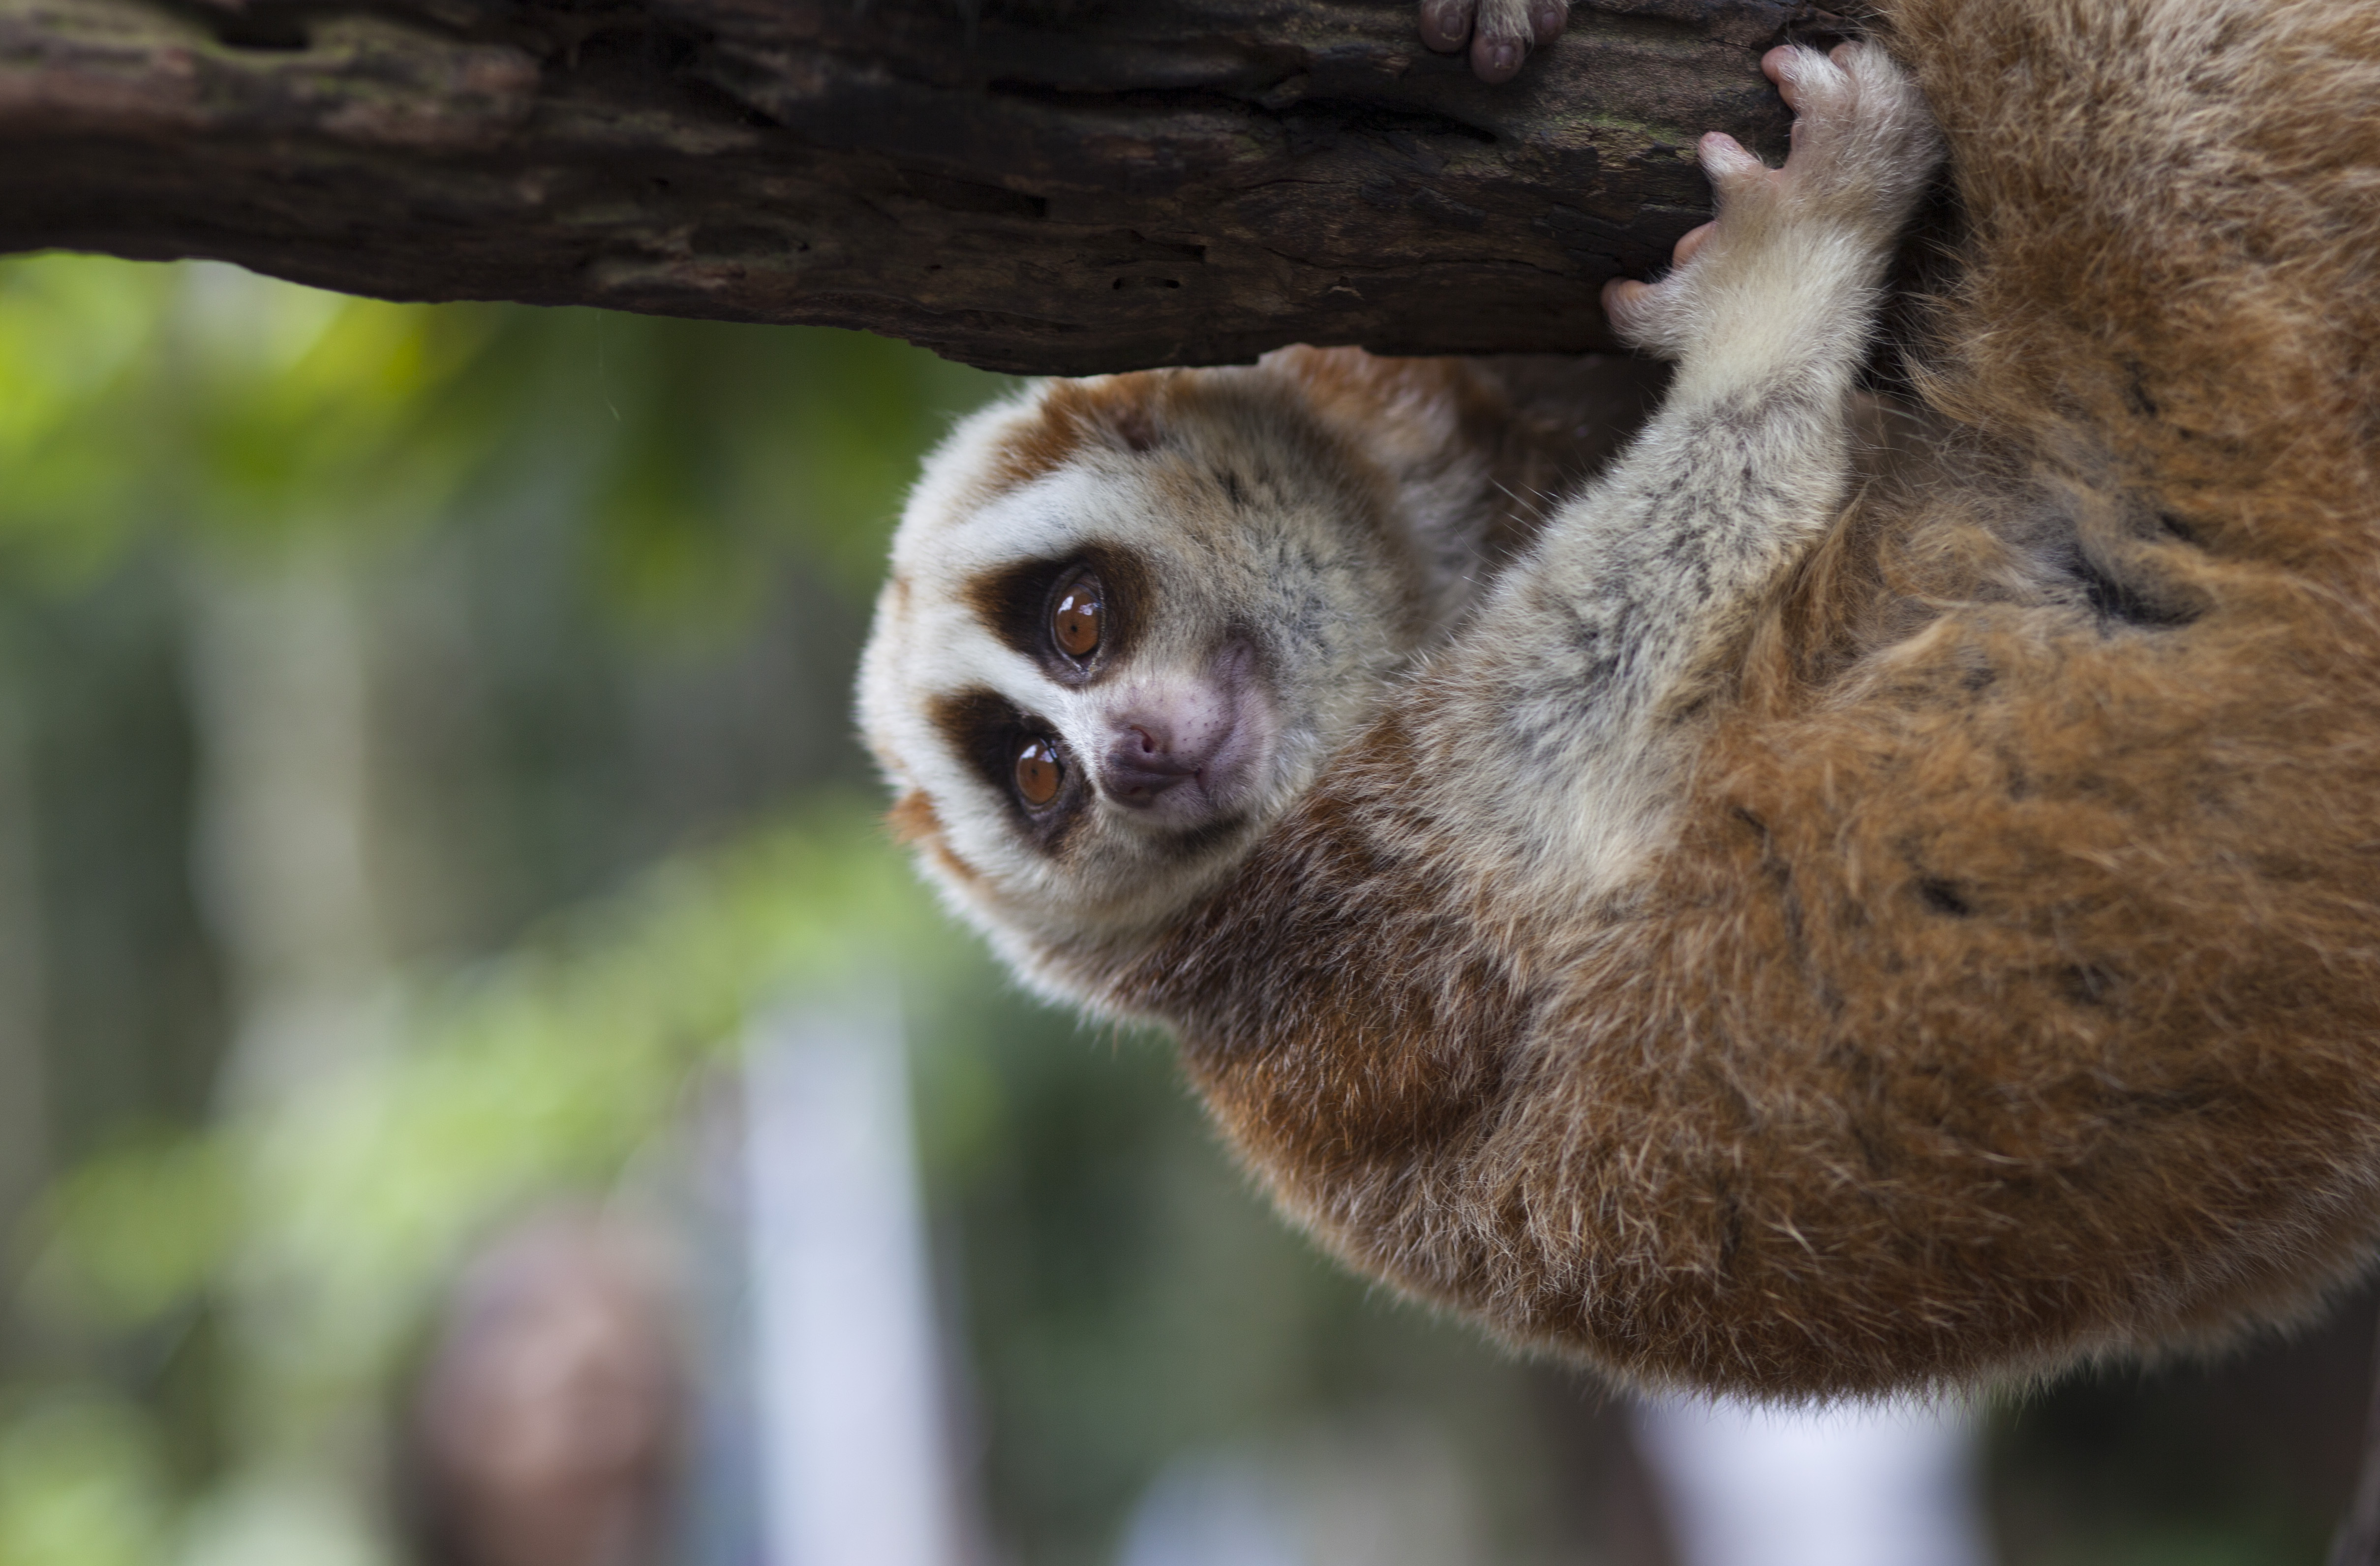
left=1048, top=374, right=1163, bottom=454
left=980, top=374, right=1165, bottom=497
left=1107, top=393, right=1159, bottom=453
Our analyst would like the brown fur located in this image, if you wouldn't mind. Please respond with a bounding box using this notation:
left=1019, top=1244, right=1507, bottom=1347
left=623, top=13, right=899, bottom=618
left=886, top=787, right=989, bottom=889
left=885, top=788, right=940, bottom=846
left=967, top=376, right=1154, bottom=504
left=1025, top=0, right=2380, bottom=1397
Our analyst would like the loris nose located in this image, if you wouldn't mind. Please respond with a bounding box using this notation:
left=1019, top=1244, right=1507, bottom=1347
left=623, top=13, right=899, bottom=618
left=1104, top=722, right=1208, bottom=805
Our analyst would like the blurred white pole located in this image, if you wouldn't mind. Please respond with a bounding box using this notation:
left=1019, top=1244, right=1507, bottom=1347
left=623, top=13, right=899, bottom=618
left=180, top=540, right=392, bottom=1564
left=185, top=548, right=389, bottom=1103
left=743, top=1000, right=968, bottom=1566
left=1631, top=1395, right=1993, bottom=1566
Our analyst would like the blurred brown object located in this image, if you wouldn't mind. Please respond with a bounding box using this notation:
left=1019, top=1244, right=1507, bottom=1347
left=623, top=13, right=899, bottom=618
left=403, top=1209, right=688, bottom=1566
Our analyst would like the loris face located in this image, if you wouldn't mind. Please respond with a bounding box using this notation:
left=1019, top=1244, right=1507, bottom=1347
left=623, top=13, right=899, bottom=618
left=857, top=367, right=1432, bottom=983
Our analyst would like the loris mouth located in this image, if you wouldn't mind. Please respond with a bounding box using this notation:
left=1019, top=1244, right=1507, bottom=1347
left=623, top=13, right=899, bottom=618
left=1098, top=638, right=1277, bottom=828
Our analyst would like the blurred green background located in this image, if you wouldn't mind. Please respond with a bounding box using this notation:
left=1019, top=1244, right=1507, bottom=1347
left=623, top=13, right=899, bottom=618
left=0, top=252, right=2367, bottom=1566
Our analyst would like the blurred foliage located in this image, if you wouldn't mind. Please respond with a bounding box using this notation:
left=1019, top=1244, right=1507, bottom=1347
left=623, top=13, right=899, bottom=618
left=0, top=255, right=994, bottom=606
left=28, top=1136, right=232, bottom=1336
left=28, top=802, right=934, bottom=1362
left=0, top=1395, right=170, bottom=1566
left=0, top=261, right=482, bottom=581
left=0, top=250, right=2359, bottom=1566
left=0, top=253, right=1033, bottom=1565
left=15, top=801, right=982, bottom=1565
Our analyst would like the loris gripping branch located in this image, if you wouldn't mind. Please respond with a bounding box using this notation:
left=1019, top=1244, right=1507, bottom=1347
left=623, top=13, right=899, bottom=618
left=860, top=0, right=2380, bottom=1399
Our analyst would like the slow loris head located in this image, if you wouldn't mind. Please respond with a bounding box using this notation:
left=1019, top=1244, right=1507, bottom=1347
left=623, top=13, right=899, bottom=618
left=857, top=357, right=1450, bottom=997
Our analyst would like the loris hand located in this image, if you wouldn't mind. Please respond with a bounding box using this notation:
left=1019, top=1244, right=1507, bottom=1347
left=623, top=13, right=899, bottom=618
left=1602, top=42, right=1944, bottom=364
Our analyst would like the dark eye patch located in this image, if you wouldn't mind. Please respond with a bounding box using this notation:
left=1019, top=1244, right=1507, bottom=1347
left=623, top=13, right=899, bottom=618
left=928, top=688, right=1087, bottom=849
left=960, top=542, right=1150, bottom=681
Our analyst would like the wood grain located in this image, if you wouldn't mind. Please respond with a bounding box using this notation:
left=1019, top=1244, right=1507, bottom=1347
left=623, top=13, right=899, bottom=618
left=0, top=0, right=1842, bottom=371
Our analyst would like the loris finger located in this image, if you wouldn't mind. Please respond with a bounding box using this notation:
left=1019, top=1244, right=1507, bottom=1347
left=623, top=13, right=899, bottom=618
left=1468, top=0, right=1536, bottom=82
left=1419, top=0, right=1475, bottom=54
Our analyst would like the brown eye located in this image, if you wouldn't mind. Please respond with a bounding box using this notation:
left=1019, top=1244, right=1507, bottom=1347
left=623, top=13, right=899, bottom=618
left=1014, top=736, right=1064, bottom=807
left=1051, top=572, right=1102, bottom=660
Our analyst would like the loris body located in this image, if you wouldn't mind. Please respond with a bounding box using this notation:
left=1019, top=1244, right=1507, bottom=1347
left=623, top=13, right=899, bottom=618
left=864, top=0, right=2380, bottom=1400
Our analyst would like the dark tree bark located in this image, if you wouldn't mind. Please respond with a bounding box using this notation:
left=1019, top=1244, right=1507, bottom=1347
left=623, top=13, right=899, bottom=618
left=0, top=0, right=1838, bottom=374
left=2335, top=1318, right=2380, bottom=1566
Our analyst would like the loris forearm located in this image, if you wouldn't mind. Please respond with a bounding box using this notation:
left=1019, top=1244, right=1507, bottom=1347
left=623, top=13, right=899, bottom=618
left=1404, top=44, right=1940, bottom=897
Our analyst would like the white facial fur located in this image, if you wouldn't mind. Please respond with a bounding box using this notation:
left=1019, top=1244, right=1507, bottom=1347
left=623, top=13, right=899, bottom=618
left=856, top=368, right=1438, bottom=979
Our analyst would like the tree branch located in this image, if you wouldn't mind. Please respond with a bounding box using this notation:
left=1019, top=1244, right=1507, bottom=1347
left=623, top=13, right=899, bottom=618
left=0, top=0, right=1835, bottom=373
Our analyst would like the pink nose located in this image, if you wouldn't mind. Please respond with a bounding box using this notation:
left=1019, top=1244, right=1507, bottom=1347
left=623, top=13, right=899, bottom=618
left=1103, top=721, right=1207, bottom=805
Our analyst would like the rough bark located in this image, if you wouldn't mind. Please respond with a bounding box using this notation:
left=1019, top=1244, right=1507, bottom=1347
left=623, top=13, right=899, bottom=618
left=0, top=0, right=1840, bottom=373
left=2336, top=1318, right=2380, bottom=1566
